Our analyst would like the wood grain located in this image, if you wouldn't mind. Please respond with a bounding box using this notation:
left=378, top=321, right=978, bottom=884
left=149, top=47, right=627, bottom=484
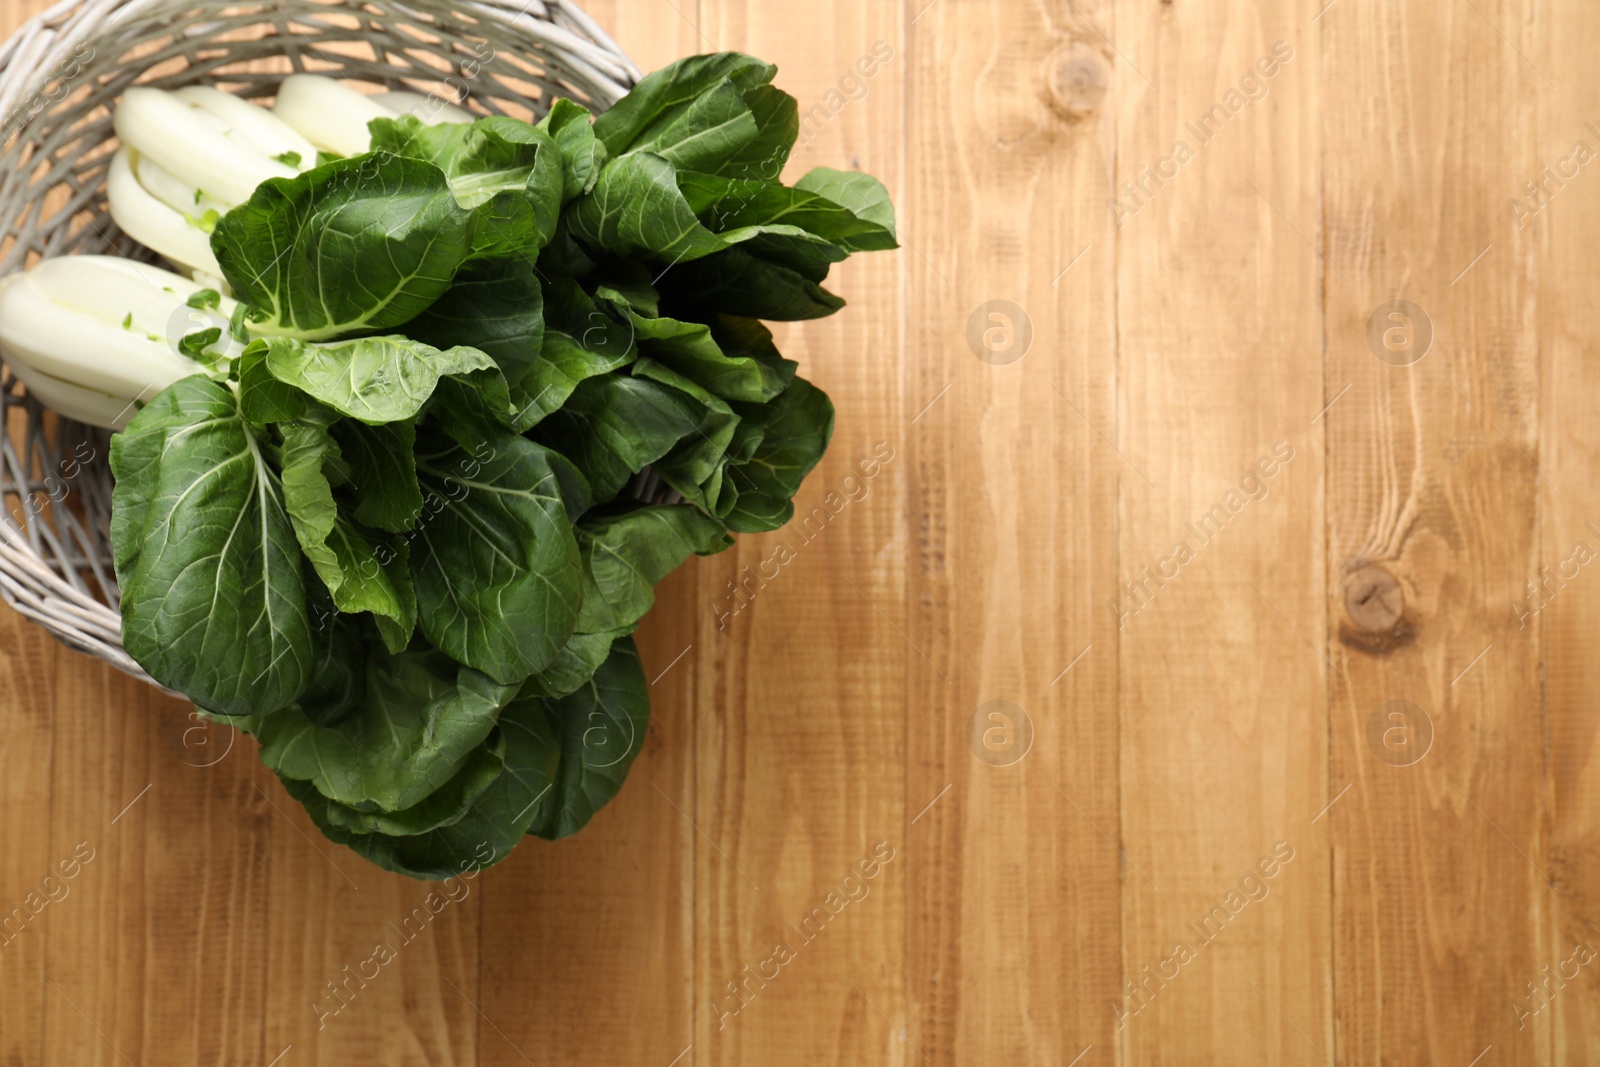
left=1324, top=1, right=1548, bottom=1063
left=0, top=587, right=54, bottom=1066
left=1115, top=2, right=1329, bottom=1064
left=1540, top=2, right=1600, bottom=1062
left=0, top=0, right=1598, bottom=1063
left=901, top=1, right=1121, bottom=1065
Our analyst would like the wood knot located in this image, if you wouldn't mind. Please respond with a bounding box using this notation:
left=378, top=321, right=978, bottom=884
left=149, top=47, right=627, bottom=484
left=1043, top=42, right=1108, bottom=122
left=1345, top=566, right=1403, bottom=631
left=1339, top=564, right=1415, bottom=654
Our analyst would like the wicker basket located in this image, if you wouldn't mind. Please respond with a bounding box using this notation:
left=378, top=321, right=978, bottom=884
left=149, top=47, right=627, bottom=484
left=0, top=0, right=637, bottom=687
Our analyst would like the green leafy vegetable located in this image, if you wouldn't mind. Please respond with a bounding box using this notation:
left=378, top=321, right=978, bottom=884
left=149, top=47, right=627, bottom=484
left=334, top=419, right=422, bottom=534
left=531, top=373, right=707, bottom=503
left=575, top=505, right=731, bottom=632
left=316, top=738, right=506, bottom=837
left=528, top=636, right=651, bottom=839
left=212, top=155, right=472, bottom=340
left=536, top=99, right=607, bottom=199
left=98, top=51, right=892, bottom=879
left=411, top=431, right=582, bottom=682
left=521, top=627, right=632, bottom=700
left=288, top=691, right=561, bottom=879
left=662, top=246, right=846, bottom=320
left=793, top=166, right=898, bottom=237
left=278, top=407, right=416, bottom=647
left=592, top=52, right=776, bottom=161
left=242, top=642, right=518, bottom=812
left=111, top=376, right=312, bottom=715
left=722, top=376, right=835, bottom=531
left=612, top=304, right=793, bottom=402
left=368, top=114, right=562, bottom=260
left=242, top=334, right=505, bottom=426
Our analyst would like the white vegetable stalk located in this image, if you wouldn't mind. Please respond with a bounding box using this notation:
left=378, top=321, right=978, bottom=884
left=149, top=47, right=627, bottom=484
left=108, top=86, right=315, bottom=279
left=107, top=149, right=224, bottom=278
left=0, top=256, right=240, bottom=429
left=107, top=80, right=472, bottom=279
left=273, top=75, right=471, bottom=156
left=115, top=87, right=308, bottom=204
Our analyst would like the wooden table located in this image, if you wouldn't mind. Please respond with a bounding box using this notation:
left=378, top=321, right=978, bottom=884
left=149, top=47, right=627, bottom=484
left=2, top=0, right=1597, bottom=1063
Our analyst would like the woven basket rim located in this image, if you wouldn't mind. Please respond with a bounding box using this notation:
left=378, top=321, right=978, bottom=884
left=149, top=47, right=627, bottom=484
left=0, top=0, right=637, bottom=693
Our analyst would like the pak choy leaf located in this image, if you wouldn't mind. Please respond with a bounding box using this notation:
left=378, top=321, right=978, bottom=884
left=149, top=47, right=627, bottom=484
left=793, top=167, right=897, bottom=241
left=368, top=114, right=562, bottom=259
left=594, top=293, right=793, bottom=402
left=110, top=375, right=313, bottom=715
left=574, top=504, right=732, bottom=633
left=651, top=403, right=768, bottom=521
left=277, top=406, right=416, bottom=650
left=731, top=231, right=845, bottom=284
left=242, top=641, right=520, bottom=812
left=410, top=429, right=583, bottom=683
left=289, top=638, right=652, bottom=867
left=658, top=244, right=845, bottom=320
left=660, top=167, right=899, bottom=269
left=286, top=686, right=562, bottom=879
left=239, top=335, right=509, bottom=427
left=715, top=82, right=798, bottom=180
left=568, top=152, right=832, bottom=267
left=527, top=635, right=651, bottom=840
left=528, top=271, right=639, bottom=417
left=313, top=731, right=507, bottom=837
left=368, top=115, right=549, bottom=211
left=295, top=598, right=363, bottom=723
left=623, top=75, right=764, bottom=173
left=567, top=151, right=729, bottom=262
left=405, top=258, right=545, bottom=396
left=408, top=260, right=641, bottom=433
left=536, top=98, right=607, bottom=200
left=529, top=372, right=707, bottom=504
left=573, top=175, right=845, bottom=315
left=333, top=418, right=423, bottom=534
left=722, top=375, right=836, bottom=532
left=211, top=154, right=472, bottom=340
left=677, top=169, right=897, bottom=255
left=427, top=371, right=516, bottom=455
left=587, top=259, right=661, bottom=316
left=521, top=626, right=634, bottom=700
left=683, top=169, right=897, bottom=290
left=591, top=52, right=777, bottom=171
left=628, top=358, right=740, bottom=494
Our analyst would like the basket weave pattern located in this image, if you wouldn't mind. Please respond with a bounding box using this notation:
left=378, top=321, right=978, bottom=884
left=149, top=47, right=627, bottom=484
left=0, top=0, right=637, bottom=686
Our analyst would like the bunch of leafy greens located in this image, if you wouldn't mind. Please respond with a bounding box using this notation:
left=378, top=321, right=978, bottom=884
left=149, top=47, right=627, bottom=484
left=107, top=53, right=895, bottom=880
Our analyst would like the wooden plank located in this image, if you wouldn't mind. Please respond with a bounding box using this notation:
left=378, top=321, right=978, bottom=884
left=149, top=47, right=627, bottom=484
left=0, top=601, right=55, bottom=1067
left=474, top=5, right=706, bottom=1067
left=1537, top=2, right=1600, bottom=1060
left=260, top=757, right=479, bottom=1067
left=1323, top=0, right=1547, bottom=1062
left=43, top=663, right=273, bottom=1065
left=1114, top=3, right=1329, bottom=1064
left=902, top=1, right=1121, bottom=1064
left=686, top=4, right=908, bottom=1066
